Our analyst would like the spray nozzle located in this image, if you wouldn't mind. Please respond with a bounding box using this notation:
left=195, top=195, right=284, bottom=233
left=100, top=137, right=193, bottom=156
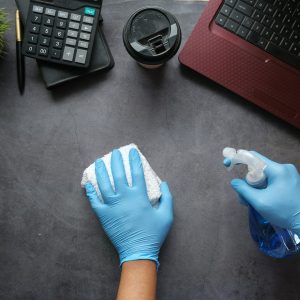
left=223, top=147, right=267, bottom=188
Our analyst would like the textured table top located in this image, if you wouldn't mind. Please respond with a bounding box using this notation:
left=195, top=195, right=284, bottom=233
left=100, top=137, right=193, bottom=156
left=0, top=1, right=300, bottom=299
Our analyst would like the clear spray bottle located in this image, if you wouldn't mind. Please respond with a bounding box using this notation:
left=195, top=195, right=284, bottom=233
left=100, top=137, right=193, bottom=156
left=223, top=147, right=300, bottom=258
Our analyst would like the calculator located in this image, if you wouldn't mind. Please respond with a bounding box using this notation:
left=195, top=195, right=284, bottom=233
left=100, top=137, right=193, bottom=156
left=22, top=0, right=102, bottom=68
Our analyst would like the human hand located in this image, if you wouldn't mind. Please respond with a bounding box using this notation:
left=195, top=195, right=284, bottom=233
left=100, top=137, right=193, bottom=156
left=228, top=152, right=300, bottom=235
left=85, top=148, right=173, bottom=267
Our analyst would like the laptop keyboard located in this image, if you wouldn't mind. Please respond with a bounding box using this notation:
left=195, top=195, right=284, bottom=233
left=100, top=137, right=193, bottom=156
left=215, top=0, right=300, bottom=70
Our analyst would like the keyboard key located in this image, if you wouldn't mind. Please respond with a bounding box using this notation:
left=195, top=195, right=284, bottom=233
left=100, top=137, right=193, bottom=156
left=271, top=34, right=282, bottom=45
left=32, top=14, right=42, bottom=24
left=80, top=32, right=91, bottom=41
left=255, top=0, right=267, bottom=11
left=43, top=16, right=54, bottom=27
left=53, top=39, right=63, bottom=49
left=261, top=15, right=273, bottom=27
left=81, top=24, right=92, bottom=32
left=54, top=29, right=65, bottom=39
left=229, top=10, right=244, bottom=24
left=236, top=1, right=254, bottom=17
left=51, top=49, right=61, bottom=59
left=290, top=44, right=300, bottom=56
left=280, top=26, right=292, bottom=38
left=84, top=7, right=96, bottom=16
left=26, top=44, right=36, bottom=54
left=266, top=42, right=300, bottom=69
left=83, top=16, right=94, bottom=24
left=41, top=26, right=52, bottom=36
left=30, top=24, right=40, bottom=34
left=237, top=26, right=249, bottom=38
left=28, top=34, right=38, bottom=44
left=40, top=36, right=50, bottom=46
left=45, top=8, right=56, bottom=16
left=252, top=21, right=264, bottom=33
left=224, top=19, right=239, bottom=33
left=291, top=32, right=300, bottom=43
left=75, top=49, right=87, bottom=64
left=242, top=0, right=255, bottom=5
left=78, top=40, right=89, bottom=49
left=66, top=38, right=77, bottom=46
left=264, top=4, right=276, bottom=16
left=246, top=30, right=261, bottom=44
left=256, top=37, right=269, bottom=49
left=67, top=30, right=78, bottom=38
left=271, top=21, right=281, bottom=32
left=58, top=11, right=69, bottom=19
left=63, top=46, right=75, bottom=61
left=252, top=10, right=263, bottom=22
left=32, top=5, right=43, bottom=14
left=69, top=22, right=80, bottom=30
left=280, top=39, right=292, bottom=51
left=56, top=19, right=67, bottom=29
left=225, top=0, right=237, bottom=7
left=215, top=13, right=227, bottom=26
left=242, top=16, right=254, bottom=28
left=38, top=46, right=48, bottom=57
left=70, top=13, right=81, bottom=22
left=261, top=27, right=273, bottom=39
left=220, top=5, right=232, bottom=17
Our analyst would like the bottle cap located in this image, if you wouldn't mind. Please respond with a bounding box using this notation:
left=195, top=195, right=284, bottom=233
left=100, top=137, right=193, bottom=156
left=123, top=7, right=182, bottom=67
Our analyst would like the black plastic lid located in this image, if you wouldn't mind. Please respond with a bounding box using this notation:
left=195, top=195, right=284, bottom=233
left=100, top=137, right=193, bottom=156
left=123, top=7, right=182, bottom=65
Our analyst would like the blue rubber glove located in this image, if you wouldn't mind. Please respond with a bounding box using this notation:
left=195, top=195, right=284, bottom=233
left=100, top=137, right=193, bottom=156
left=226, top=152, right=300, bottom=235
left=85, top=148, right=173, bottom=267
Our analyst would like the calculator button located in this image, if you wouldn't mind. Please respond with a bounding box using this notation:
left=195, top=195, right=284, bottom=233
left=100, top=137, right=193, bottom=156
left=81, top=24, right=92, bottom=33
left=63, top=46, right=75, bottom=61
left=58, top=11, right=69, bottom=19
left=69, top=21, right=80, bottom=30
left=78, top=40, right=89, bottom=49
left=70, top=13, right=81, bottom=22
left=54, top=29, right=65, bottom=39
left=43, top=16, right=54, bottom=27
left=30, top=24, right=40, bottom=34
left=40, top=36, right=50, bottom=46
left=45, top=8, right=56, bottom=16
left=83, top=16, right=94, bottom=24
left=32, top=14, right=42, bottom=24
left=41, top=26, right=52, bottom=36
left=51, top=49, right=61, bottom=59
left=56, top=19, right=67, bottom=29
left=75, top=49, right=87, bottom=64
left=26, top=44, right=36, bottom=54
left=84, top=7, right=96, bottom=16
left=53, top=39, right=63, bottom=49
left=80, top=32, right=90, bottom=41
left=32, top=5, right=43, bottom=14
left=28, top=34, right=38, bottom=44
left=66, top=38, right=77, bottom=46
left=38, top=46, right=48, bottom=57
left=67, top=30, right=78, bottom=38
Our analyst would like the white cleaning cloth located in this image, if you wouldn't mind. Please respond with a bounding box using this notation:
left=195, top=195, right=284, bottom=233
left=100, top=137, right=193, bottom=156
left=81, top=144, right=162, bottom=206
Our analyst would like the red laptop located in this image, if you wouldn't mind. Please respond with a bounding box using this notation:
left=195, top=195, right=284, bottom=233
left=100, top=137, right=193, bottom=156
left=179, top=0, right=300, bottom=129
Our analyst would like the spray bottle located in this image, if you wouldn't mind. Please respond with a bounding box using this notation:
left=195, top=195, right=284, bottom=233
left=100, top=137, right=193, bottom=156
left=223, top=147, right=300, bottom=258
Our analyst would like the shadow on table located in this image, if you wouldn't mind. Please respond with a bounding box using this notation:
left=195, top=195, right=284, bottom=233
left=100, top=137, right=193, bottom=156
left=179, top=65, right=300, bottom=139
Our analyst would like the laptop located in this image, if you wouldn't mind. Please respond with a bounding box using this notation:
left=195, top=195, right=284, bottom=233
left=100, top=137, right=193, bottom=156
left=179, top=0, right=300, bottom=129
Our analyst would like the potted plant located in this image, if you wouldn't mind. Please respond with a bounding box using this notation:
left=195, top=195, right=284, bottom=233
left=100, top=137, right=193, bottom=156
left=0, top=8, right=9, bottom=57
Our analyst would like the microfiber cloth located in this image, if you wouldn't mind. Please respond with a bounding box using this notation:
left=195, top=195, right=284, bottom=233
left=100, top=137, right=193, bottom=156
left=81, top=144, right=162, bottom=206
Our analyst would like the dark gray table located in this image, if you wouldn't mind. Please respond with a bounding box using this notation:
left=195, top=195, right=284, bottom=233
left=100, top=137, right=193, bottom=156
left=1, top=1, right=300, bottom=299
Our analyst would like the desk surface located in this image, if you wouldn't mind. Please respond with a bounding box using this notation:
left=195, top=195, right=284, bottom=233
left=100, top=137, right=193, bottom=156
left=1, top=1, right=300, bottom=299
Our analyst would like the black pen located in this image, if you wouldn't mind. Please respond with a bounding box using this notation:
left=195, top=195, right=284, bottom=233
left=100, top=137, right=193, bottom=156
left=16, top=10, right=25, bottom=95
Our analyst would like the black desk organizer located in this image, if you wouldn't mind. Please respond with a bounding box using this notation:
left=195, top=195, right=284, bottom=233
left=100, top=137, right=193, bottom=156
left=16, top=0, right=114, bottom=89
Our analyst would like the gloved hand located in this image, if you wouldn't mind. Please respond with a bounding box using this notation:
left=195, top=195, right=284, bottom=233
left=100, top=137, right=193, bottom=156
left=85, top=148, right=173, bottom=267
left=226, top=152, right=300, bottom=235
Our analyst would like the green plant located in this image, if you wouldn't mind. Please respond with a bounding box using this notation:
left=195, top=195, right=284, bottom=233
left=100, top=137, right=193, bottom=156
left=0, top=9, right=9, bottom=57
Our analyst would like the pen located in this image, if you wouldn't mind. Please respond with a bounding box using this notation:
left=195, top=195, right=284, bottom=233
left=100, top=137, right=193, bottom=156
left=16, top=10, right=25, bottom=95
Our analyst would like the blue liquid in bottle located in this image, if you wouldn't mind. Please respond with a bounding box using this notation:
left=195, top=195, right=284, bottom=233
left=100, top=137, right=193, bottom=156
left=248, top=207, right=300, bottom=258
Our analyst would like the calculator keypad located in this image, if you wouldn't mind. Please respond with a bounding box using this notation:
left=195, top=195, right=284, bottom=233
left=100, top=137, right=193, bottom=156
left=23, top=2, right=99, bottom=68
